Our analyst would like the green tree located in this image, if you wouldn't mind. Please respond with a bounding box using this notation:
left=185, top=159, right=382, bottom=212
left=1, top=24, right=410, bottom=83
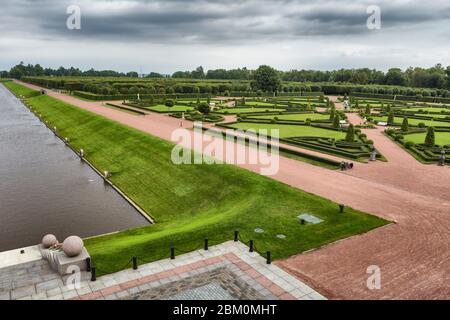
left=365, top=104, right=371, bottom=115
left=165, top=99, right=174, bottom=111
left=197, top=102, right=210, bottom=115
left=387, top=112, right=394, bottom=124
left=329, top=106, right=336, bottom=121
left=401, top=117, right=409, bottom=131
left=252, top=65, right=281, bottom=93
left=333, top=114, right=340, bottom=128
left=424, top=127, right=435, bottom=147
left=345, top=124, right=355, bottom=142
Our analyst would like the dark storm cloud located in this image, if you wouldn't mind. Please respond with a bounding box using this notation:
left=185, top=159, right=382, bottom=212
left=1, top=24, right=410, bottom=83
left=2, top=0, right=449, bottom=43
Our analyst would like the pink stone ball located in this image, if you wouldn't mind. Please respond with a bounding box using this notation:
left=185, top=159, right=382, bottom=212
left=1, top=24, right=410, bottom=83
left=62, top=236, right=84, bottom=257
left=42, top=234, right=58, bottom=248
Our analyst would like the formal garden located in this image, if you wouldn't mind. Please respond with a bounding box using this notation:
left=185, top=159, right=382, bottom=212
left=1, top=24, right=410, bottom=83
left=3, top=81, right=389, bottom=275
left=350, top=95, right=450, bottom=165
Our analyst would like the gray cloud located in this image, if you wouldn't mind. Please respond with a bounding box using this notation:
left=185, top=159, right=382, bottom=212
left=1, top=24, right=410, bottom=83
left=0, top=0, right=449, bottom=72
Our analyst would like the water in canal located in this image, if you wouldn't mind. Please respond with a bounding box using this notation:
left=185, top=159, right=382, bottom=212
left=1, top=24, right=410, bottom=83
left=0, top=84, right=149, bottom=252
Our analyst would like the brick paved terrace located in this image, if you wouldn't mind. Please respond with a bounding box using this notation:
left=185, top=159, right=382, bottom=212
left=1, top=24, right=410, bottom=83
left=0, top=241, right=326, bottom=300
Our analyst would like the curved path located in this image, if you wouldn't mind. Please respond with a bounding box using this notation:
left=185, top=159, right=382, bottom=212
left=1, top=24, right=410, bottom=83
left=16, top=81, right=450, bottom=299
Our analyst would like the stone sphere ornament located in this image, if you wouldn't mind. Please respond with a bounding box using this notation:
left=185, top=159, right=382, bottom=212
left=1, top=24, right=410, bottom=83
left=62, top=236, right=84, bottom=257
left=42, top=234, right=58, bottom=248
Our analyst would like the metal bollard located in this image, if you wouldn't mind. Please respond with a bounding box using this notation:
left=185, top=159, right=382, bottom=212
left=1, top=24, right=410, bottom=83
left=132, top=256, right=138, bottom=270
left=91, top=266, right=96, bottom=282
left=170, top=243, right=175, bottom=260
left=249, top=240, right=254, bottom=253
left=204, top=238, right=209, bottom=251
left=339, top=204, right=345, bottom=213
left=266, top=251, right=271, bottom=264
left=86, top=257, right=91, bottom=272
left=234, top=230, right=239, bottom=242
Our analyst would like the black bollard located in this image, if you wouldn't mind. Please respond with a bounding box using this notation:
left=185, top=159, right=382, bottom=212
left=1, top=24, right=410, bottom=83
left=170, top=243, right=175, bottom=260
left=132, top=256, right=138, bottom=270
left=204, top=238, right=209, bottom=251
left=300, top=219, right=306, bottom=225
left=234, top=230, right=239, bottom=242
left=91, top=266, right=96, bottom=282
left=266, top=251, right=271, bottom=265
left=86, top=257, right=91, bottom=272
left=339, top=204, right=345, bottom=213
left=249, top=240, right=254, bottom=253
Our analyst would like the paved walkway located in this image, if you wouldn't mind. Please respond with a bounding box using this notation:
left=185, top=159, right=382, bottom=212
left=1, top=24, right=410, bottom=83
left=14, top=82, right=450, bottom=299
left=0, top=242, right=325, bottom=300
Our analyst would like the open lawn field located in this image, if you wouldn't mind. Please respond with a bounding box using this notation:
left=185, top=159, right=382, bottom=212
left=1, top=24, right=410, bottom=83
left=404, top=132, right=450, bottom=146
left=227, top=122, right=346, bottom=139
left=372, top=116, right=450, bottom=127
left=248, top=113, right=330, bottom=121
left=216, top=107, right=286, bottom=114
left=8, top=82, right=387, bottom=275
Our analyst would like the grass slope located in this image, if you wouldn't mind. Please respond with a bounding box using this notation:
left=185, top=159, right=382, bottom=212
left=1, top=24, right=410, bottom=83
left=3, top=81, right=39, bottom=98
left=10, top=84, right=387, bottom=275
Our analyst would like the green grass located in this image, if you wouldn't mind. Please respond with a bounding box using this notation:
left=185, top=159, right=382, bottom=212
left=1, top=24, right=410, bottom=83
left=248, top=113, right=329, bottom=121
left=372, top=116, right=450, bottom=127
left=216, top=107, right=286, bottom=114
left=146, top=104, right=195, bottom=112
left=8, top=83, right=387, bottom=275
left=3, top=81, right=39, bottom=98
left=404, top=132, right=450, bottom=146
left=243, top=101, right=286, bottom=107
left=401, top=107, right=449, bottom=113
left=227, top=122, right=346, bottom=139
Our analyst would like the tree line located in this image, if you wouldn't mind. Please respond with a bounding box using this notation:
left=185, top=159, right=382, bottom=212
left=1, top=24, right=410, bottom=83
left=2, top=62, right=450, bottom=91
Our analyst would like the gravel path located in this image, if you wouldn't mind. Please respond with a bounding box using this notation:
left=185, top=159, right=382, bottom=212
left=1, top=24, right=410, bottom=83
left=17, top=81, right=450, bottom=299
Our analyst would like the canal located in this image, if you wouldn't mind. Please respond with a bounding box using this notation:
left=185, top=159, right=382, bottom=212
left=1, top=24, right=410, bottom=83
left=0, top=84, right=148, bottom=252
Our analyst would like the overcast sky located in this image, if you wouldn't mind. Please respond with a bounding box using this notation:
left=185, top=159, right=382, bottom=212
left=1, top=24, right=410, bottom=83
left=1, top=0, right=449, bottom=73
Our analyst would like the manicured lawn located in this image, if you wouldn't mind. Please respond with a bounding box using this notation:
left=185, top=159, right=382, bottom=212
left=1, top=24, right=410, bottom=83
left=216, top=107, right=286, bottom=114
left=3, top=81, right=39, bottom=98
left=243, top=101, right=286, bottom=107
left=372, top=116, right=450, bottom=127
left=404, top=132, right=450, bottom=146
left=146, top=104, right=195, bottom=112
left=248, top=113, right=329, bottom=121
left=401, top=107, right=449, bottom=113
left=9, top=83, right=387, bottom=275
left=228, top=122, right=346, bottom=139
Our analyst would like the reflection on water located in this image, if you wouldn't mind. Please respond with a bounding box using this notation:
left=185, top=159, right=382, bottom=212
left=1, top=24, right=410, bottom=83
left=0, top=85, right=148, bottom=251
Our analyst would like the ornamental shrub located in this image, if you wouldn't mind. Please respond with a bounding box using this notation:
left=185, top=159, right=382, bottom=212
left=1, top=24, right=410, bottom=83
left=345, top=124, right=355, bottom=142
left=424, top=127, right=435, bottom=147
left=401, top=117, right=409, bottom=131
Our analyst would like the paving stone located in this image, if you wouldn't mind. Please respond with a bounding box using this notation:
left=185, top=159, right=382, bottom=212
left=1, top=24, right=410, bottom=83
left=46, top=287, right=62, bottom=298
left=36, top=279, right=62, bottom=292
left=0, top=292, right=11, bottom=300
left=11, top=285, right=35, bottom=300
left=32, top=292, right=47, bottom=300
left=62, top=290, right=79, bottom=300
